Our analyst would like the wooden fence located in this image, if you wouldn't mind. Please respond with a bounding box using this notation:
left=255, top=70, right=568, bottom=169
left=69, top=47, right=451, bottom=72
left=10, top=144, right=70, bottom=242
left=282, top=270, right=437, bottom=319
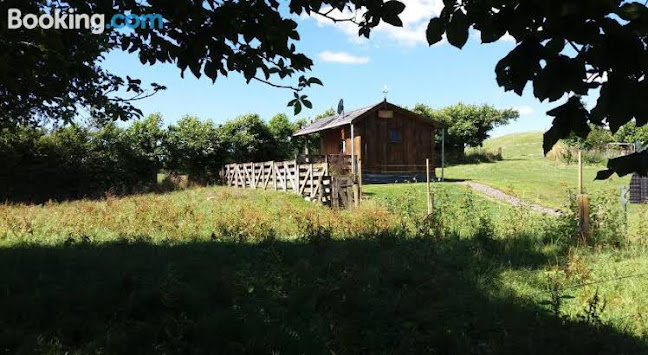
left=220, top=159, right=359, bottom=208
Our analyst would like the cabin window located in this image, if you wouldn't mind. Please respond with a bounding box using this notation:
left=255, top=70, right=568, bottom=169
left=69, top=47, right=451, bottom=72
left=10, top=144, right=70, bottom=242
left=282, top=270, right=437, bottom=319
left=389, top=129, right=401, bottom=143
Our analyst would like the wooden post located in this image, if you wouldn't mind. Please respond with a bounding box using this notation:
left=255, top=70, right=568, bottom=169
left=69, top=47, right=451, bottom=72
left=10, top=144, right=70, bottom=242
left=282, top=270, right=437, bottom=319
left=353, top=183, right=359, bottom=208
left=309, top=163, right=314, bottom=199
left=294, top=159, right=299, bottom=194
left=579, top=150, right=585, bottom=194
left=350, top=123, right=356, bottom=181
left=272, top=161, right=277, bottom=191
left=331, top=177, right=339, bottom=209
left=251, top=163, right=255, bottom=189
left=577, top=150, right=590, bottom=244
left=358, top=158, right=363, bottom=198
left=441, top=128, right=445, bottom=182
left=578, top=194, right=590, bottom=245
left=426, top=158, right=432, bottom=215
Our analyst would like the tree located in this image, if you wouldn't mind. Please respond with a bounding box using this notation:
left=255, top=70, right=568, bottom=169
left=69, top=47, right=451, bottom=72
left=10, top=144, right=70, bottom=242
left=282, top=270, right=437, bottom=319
left=614, top=121, right=648, bottom=146
left=218, top=114, right=277, bottom=163
left=564, top=125, right=614, bottom=151
left=268, top=113, right=298, bottom=160
left=164, top=116, right=222, bottom=184
left=4, top=0, right=384, bottom=126
left=5, top=0, right=647, bottom=176
left=413, top=103, right=519, bottom=152
left=424, top=0, right=648, bottom=177
left=123, top=113, right=166, bottom=182
left=293, top=108, right=336, bottom=156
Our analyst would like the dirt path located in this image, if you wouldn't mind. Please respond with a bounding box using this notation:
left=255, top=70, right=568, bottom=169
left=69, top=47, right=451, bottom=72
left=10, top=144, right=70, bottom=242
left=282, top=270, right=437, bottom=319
left=459, top=181, right=562, bottom=216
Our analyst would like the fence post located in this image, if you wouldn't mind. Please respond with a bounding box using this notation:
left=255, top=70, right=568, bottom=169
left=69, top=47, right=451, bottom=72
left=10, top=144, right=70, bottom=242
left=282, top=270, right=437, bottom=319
left=272, top=161, right=277, bottom=191
left=251, top=163, right=255, bottom=189
left=577, top=150, right=590, bottom=244
left=309, top=163, right=314, bottom=199
left=283, top=162, right=288, bottom=191
left=352, top=183, right=359, bottom=208
left=294, top=159, right=299, bottom=194
left=426, top=158, right=433, bottom=215
left=331, top=177, right=339, bottom=209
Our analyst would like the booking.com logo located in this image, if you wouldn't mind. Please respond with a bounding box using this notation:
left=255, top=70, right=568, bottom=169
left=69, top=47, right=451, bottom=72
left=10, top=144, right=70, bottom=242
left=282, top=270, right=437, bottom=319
left=7, top=9, right=163, bottom=34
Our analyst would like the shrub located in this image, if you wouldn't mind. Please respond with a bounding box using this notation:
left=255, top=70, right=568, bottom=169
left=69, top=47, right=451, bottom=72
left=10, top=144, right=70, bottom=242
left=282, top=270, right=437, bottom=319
left=463, top=148, right=503, bottom=163
left=589, top=193, right=625, bottom=247
left=218, top=113, right=278, bottom=163
left=164, top=116, right=224, bottom=184
left=581, top=151, right=606, bottom=165
left=0, top=122, right=161, bottom=203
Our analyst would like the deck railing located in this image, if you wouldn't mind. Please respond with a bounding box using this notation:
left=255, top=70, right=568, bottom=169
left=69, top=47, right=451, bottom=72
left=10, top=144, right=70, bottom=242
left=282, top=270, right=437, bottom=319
left=220, top=159, right=360, bottom=208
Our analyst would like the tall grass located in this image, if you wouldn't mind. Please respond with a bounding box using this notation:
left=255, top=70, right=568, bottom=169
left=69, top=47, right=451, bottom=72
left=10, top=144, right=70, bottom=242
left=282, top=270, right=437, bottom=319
left=1, top=184, right=647, bottom=352
left=0, top=187, right=403, bottom=246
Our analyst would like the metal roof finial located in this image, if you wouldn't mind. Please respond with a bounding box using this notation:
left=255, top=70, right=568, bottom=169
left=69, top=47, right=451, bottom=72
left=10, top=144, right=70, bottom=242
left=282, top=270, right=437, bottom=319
left=382, top=85, right=389, bottom=102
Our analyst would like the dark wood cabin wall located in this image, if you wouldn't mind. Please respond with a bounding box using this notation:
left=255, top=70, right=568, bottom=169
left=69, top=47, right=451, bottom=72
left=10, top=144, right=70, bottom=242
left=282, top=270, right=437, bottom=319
left=316, top=106, right=436, bottom=173
left=361, top=109, right=436, bottom=173
left=342, top=125, right=362, bottom=162
left=320, top=128, right=341, bottom=155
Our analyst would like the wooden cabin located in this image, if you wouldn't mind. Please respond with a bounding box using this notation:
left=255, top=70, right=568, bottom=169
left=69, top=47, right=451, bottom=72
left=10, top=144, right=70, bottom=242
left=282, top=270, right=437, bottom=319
left=293, top=100, right=442, bottom=182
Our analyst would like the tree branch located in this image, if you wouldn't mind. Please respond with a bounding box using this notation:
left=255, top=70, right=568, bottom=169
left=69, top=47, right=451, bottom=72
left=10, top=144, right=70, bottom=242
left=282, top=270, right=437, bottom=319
left=311, top=8, right=360, bottom=24
left=252, top=77, right=301, bottom=91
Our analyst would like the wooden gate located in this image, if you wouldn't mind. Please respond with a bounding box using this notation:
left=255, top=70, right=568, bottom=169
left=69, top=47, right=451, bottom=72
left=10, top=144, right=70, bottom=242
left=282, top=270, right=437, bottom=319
left=220, top=159, right=358, bottom=208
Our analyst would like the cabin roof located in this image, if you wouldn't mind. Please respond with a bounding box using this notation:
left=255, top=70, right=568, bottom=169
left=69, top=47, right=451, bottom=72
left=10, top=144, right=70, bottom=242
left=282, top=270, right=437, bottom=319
left=293, top=100, right=440, bottom=137
left=292, top=105, right=375, bottom=136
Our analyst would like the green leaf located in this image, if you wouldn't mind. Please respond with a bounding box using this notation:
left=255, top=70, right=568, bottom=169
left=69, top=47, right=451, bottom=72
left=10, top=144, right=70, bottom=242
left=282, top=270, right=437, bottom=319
left=543, top=97, right=591, bottom=154
left=189, top=61, right=202, bottom=79
left=383, top=14, right=403, bottom=27
left=600, top=150, right=648, bottom=178
left=383, top=1, right=406, bottom=15
left=293, top=101, right=302, bottom=115
left=308, top=77, right=323, bottom=86
left=204, top=60, right=218, bottom=82
left=426, top=18, right=445, bottom=45
left=495, top=40, right=543, bottom=95
left=303, top=99, right=312, bottom=109
left=121, top=37, right=130, bottom=51
left=446, top=11, right=469, bottom=49
left=479, top=23, right=506, bottom=44
left=545, top=38, right=565, bottom=55
left=594, top=169, right=615, bottom=180
left=618, top=3, right=648, bottom=21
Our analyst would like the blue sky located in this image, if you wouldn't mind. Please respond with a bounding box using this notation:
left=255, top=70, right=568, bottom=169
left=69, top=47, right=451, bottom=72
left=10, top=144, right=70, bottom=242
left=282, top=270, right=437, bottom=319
left=101, top=1, right=572, bottom=137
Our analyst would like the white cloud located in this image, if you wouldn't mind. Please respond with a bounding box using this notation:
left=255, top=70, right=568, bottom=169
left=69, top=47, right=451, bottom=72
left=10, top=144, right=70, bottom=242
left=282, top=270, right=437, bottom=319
left=319, top=51, right=370, bottom=64
left=512, top=105, right=534, bottom=115
left=300, top=0, right=444, bottom=46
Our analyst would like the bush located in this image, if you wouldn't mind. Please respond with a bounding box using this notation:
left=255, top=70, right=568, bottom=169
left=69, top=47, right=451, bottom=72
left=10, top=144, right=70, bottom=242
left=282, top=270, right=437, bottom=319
left=581, top=151, right=606, bottom=165
left=0, top=117, right=164, bottom=203
left=164, top=116, right=223, bottom=184
left=0, top=110, right=304, bottom=202
left=589, top=193, right=625, bottom=247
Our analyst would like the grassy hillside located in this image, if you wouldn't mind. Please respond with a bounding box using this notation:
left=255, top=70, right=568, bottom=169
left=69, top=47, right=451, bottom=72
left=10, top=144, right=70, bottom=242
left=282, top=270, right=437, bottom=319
left=481, top=131, right=545, bottom=159
left=448, top=132, right=634, bottom=210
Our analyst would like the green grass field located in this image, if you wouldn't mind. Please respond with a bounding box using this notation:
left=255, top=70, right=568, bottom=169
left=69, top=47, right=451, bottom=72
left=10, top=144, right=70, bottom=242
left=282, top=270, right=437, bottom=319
left=448, top=132, right=633, bottom=209
left=1, top=133, right=647, bottom=353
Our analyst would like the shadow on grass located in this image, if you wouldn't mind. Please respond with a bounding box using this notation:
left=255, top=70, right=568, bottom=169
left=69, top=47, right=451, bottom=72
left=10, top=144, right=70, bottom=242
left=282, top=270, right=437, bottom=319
left=0, top=236, right=645, bottom=353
